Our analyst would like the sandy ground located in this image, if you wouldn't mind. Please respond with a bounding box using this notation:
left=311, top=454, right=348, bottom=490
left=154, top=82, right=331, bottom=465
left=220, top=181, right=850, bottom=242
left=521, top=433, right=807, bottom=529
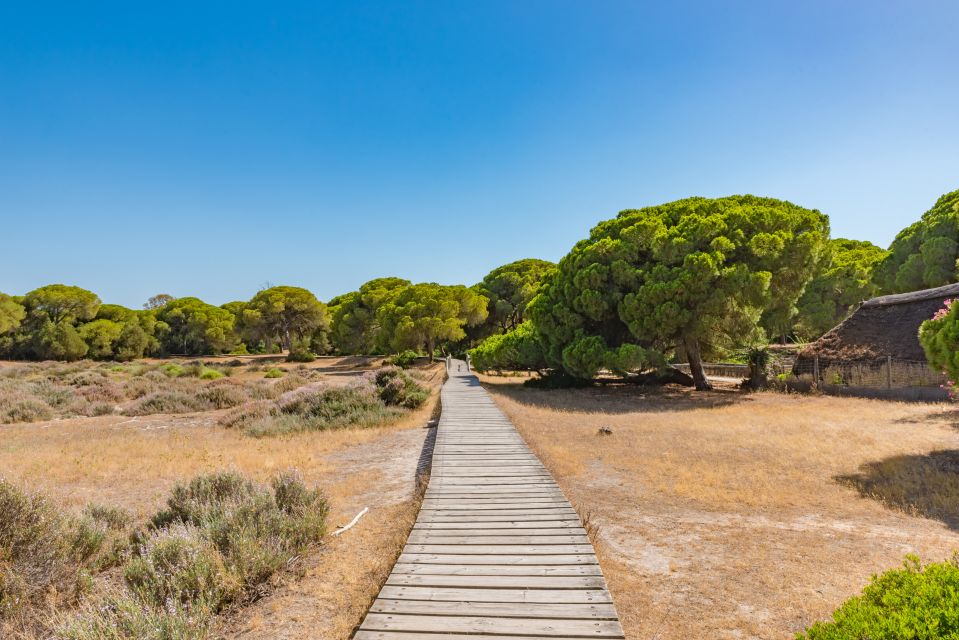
left=479, top=376, right=959, bottom=640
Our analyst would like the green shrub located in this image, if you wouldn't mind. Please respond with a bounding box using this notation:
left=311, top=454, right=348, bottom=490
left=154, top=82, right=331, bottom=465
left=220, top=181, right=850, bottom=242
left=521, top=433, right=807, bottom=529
left=199, top=368, right=224, bottom=380
left=387, top=350, right=419, bottom=368
left=286, top=346, right=315, bottom=363
left=372, top=367, right=429, bottom=408
left=149, top=471, right=328, bottom=588
left=798, top=555, right=959, bottom=639
left=264, top=367, right=284, bottom=378
left=58, top=589, right=213, bottom=640
left=469, top=321, right=547, bottom=372
left=274, top=385, right=400, bottom=433
left=159, top=363, right=185, bottom=378
left=125, top=526, right=239, bottom=611
left=60, top=471, right=327, bottom=639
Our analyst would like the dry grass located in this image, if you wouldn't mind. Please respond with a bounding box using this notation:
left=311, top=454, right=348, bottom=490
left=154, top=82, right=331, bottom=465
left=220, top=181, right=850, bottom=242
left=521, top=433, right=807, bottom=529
left=0, top=359, right=443, bottom=639
left=480, top=375, right=959, bottom=639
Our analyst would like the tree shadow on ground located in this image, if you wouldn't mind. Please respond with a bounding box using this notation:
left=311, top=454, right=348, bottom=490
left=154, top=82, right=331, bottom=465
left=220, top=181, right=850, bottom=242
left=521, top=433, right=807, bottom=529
left=835, top=450, right=959, bottom=531
left=480, top=378, right=749, bottom=414
left=894, top=409, right=959, bottom=431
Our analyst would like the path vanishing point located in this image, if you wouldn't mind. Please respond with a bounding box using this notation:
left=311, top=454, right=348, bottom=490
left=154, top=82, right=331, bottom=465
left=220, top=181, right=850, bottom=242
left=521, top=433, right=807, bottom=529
left=354, top=361, right=625, bottom=639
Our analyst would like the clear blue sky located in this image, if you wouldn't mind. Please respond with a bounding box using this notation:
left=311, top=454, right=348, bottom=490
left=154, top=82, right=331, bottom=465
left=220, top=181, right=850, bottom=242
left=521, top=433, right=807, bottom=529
left=2, top=1, right=957, bottom=308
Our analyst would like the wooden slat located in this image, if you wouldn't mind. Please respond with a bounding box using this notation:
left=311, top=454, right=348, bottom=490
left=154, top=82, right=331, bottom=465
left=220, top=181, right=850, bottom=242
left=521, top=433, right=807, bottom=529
left=354, top=362, right=624, bottom=638
left=360, top=613, right=624, bottom=637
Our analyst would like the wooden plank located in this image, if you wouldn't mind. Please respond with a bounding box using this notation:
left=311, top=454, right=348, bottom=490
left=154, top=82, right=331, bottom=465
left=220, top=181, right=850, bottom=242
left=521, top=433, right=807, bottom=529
left=397, top=554, right=600, bottom=565
left=386, top=574, right=607, bottom=589
left=377, top=586, right=613, bottom=604
left=389, top=564, right=603, bottom=576
left=360, top=613, right=625, bottom=637
left=413, top=521, right=583, bottom=530
left=370, top=599, right=618, bottom=619
left=407, top=534, right=589, bottom=545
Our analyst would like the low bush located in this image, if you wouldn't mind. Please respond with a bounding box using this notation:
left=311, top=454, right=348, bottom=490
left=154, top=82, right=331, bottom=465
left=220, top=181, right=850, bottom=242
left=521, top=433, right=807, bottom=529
left=59, top=471, right=327, bottom=639
left=219, top=367, right=428, bottom=437
left=264, top=367, right=284, bottom=378
left=0, top=480, right=73, bottom=621
left=193, top=384, right=248, bottom=410
left=797, top=555, right=959, bottom=639
left=58, top=589, right=213, bottom=640
left=125, top=391, right=203, bottom=416
left=0, top=481, right=130, bottom=632
left=147, top=471, right=326, bottom=596
left=0, top=396, right=52, bottom=424
left=372, top=367, right=429, bottom=408
left=386, top=350, right=419, bottom=368
left=286, top=346, right=315, bottom=363
left=199, top=368, right=224, bottom=380
left=159, top=363, right=186, bottom=378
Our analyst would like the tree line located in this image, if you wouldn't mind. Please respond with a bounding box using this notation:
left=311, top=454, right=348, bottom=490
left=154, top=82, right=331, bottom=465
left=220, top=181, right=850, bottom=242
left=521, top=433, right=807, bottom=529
left=2, top=188, right=956, bottom=386
left=470, top=188, right=959, bottom=389
left=0, top=280, right=494, bottom=363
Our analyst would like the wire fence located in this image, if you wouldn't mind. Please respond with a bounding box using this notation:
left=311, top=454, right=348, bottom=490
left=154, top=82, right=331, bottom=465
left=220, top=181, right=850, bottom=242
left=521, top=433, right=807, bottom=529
left=679, top=356, right=950, bottom=401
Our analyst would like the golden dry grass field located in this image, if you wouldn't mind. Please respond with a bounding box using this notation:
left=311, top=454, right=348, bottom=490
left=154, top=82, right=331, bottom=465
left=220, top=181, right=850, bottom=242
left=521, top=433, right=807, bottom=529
left=0, top=356, right=444, bottom=639
left=479, top=375, right=959, bottom=640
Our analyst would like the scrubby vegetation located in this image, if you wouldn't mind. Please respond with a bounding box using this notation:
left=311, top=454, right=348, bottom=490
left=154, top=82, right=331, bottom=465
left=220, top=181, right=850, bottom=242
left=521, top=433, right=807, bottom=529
left=1, top=471, right=328, bottom=639
left=220, top=367, right=428, bottom=437
left=797, top=555, right=959, bottom=639
left=0, top=360, right=318, bottom=424
left=0, top=481, right=132, bottom=636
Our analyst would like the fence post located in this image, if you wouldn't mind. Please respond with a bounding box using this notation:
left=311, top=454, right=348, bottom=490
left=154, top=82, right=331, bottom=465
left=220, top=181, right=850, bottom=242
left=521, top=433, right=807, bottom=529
left=886, top=355, right=892, bottom=390
left=813, top=355, right=820, bottom=389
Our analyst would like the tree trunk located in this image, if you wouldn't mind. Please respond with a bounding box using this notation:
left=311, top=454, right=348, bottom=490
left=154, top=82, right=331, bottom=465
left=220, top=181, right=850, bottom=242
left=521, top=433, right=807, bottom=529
left=427, top=339, right=434, bottom=362
left=684, top=336, right=712, bottom=391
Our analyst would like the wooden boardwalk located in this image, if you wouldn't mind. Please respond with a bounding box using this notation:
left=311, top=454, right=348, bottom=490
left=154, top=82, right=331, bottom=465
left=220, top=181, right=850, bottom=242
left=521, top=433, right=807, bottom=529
left=354, top=362, right=625, bottom=639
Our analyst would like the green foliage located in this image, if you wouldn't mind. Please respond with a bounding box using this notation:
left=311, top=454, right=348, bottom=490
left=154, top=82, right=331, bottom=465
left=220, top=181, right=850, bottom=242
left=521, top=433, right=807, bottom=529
left=919, top=299, right=959, bottom=384
left=34, top=320, right=89, bottom=361
left=329, top=277, right=410, bottom=354
left=78, top=319, right=124, bottom=360
left=795, top=238, right=888, bottom=339
left=476, top=259, right=555, bottom=335
left=286, top=340, right=316, bottom=362
left=156, top=297, right=238, bottom=355
left=469, top=322, right=547, bottom=371
left=23, top=284, right=101, bottom=324
left=873, top=189, right=959, bottom=293
left=797, top=555, right=959, bottom=640
left=386, top=349, right=419, bottom=368
left=113, top=317, right=154, bottom=361
left=264, top=367, right=284, bottom=378
left=528, top=195, right=828, bottom=387
left=377, top=283, right=488, bottom=360
left=0, top=293, right=26, bottom=335
left=245, top=286, right=330, bottom=354
left=159, top=363, right=186, bottom=377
